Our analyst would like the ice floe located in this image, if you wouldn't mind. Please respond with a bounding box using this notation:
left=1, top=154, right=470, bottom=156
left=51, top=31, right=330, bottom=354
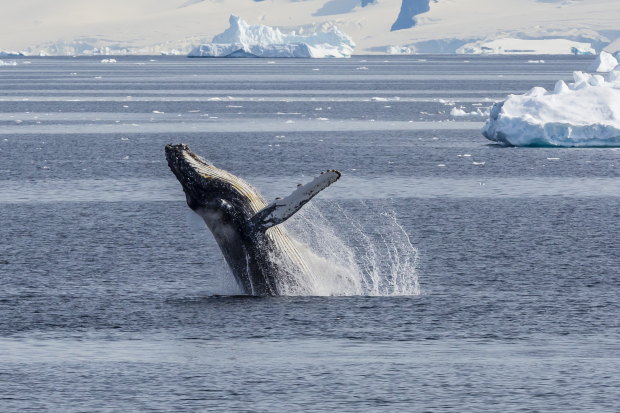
left=386, top=46, right=414, bottom=55
left=482, top=70, right=620, bottom=147
left=450, top=107, right=490, bottom=117
left=458, top=38, right=595, bottom=55
left=188, top=15, right=354, bottom=58
left=588, top=51, right=618, bottom=73
left=0, top=51, right=25, bottom=57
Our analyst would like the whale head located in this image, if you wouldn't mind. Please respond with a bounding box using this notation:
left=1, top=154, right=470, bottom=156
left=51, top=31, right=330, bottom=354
left=165, top=144, right=266, bottom=222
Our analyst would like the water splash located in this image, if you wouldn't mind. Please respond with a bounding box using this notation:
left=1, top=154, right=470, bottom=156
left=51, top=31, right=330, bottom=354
left=187, top=201, right=420, bottom=297
left=284, top=200, right=420, bottom=296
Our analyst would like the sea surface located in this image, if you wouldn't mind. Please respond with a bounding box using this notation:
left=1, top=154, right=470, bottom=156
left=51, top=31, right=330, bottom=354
left=0, top=55, right=619, bottom=412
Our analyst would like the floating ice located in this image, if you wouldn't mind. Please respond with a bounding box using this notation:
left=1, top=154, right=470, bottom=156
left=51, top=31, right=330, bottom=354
left=571, top=47, right=594, bottom=55
left=450, top=107, right=468, bottom=116
left=0, top=60, right=18, bottom=66
left=188, top=15, right=354, bottom=58
left=386, top=45, right=413, bottom=55
left=482, top=70, right=620, bottom=147
left=100, top=58, right=117, bottom=63
left=588, top=51, right=618, bottom=73
left=458, top=38, right=595, bottom=55
left=0, top=51, right=25, bottom=57
left=450, top=106, right=489, bottom=117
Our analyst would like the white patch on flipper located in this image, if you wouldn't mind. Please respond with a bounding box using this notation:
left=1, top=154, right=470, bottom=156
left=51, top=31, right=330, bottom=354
left=252, top=170, right=341, bottom=230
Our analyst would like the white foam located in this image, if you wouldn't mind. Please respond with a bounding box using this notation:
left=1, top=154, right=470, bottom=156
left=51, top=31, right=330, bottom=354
left=284, top=202, right=420, bottom=296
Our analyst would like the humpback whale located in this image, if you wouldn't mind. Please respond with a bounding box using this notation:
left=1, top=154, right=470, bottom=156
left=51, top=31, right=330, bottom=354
left=165, top=144, right=341, bottom=296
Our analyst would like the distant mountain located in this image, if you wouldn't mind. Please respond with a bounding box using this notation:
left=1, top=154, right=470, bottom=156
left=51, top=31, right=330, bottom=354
left=391, top=0, right=436, bottom=31
left=2, top=0, right=619, bottom=55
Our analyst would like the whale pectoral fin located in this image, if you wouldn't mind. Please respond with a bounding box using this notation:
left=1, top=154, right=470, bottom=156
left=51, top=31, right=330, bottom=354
left=250, top=170, right=341, bottom=231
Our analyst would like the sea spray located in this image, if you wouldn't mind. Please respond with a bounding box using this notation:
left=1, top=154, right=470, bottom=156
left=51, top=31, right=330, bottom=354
left=276, top=203, right=364, bottom=296
left=285, top=200, right=420, bottom=296
left=186, top=200, right=420, bottom=296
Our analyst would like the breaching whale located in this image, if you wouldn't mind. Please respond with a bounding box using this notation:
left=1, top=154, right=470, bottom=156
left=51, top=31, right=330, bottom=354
left=165, top=144, right=341, bottom=296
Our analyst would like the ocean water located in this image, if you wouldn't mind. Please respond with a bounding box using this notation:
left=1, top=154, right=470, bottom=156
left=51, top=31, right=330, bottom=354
left=1, top=55, right=619, bottom=412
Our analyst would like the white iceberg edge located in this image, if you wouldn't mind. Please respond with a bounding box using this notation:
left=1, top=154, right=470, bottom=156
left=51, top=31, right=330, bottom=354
left=188, top=15, right=355, bottom=58
left=482, top=70, right=620, bottom=147
left=588, top=51, right=619, bottom=73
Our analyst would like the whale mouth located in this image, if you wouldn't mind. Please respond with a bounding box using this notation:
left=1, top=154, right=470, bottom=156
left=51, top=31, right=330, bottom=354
left=165, top=144, right=266, bottom=212
left=165, top=143, right=235, bottom=185
left=165, top=143, right=214, bottom=177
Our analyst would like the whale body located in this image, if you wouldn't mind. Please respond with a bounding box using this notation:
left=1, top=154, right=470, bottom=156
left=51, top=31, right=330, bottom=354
left=165, top=144, right=340, bottom=296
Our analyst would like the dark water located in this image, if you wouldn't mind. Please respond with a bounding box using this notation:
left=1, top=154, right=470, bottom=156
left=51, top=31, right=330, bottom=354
left=1, top=55, right=619, bottom=412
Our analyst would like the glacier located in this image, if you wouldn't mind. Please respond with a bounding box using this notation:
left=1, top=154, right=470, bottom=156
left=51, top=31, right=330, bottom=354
left=0, top=51, right=25, bottom=57
left=458, top=38, right=596, bottom=55
left=482, top=70, right=620, bottom=147
left=188, top=15, right=354, bottom=58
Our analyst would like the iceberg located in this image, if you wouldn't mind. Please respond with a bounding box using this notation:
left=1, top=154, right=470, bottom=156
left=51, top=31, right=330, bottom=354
left=386, top=45, right=414, bottom=55
left=457, top=38, right=595, bottom=55
left=450, top=106, right=489, bottom=117
left=588, top=51, right=619, bottom=73
left=571, top=47, right=595, bottom=56
left=482, top=71, right=620, bottom=147
left=0, top=51, right=25, bottom=57
left=188, top=15, right=355, bottom=58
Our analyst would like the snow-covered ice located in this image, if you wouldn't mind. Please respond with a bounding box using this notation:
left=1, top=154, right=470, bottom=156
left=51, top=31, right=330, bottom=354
left=386, top=46, right=414, bottom=55
left=482, top=70, right=620, bottom=147
left=458, top=38, right=595, bottom=55
left=188, top=15, right=354, bottom=58
left=0, top=51, right=25, bottom=57
left=588, top=51, right=618, bottom=73
left=451, top=107, right=489, bottom=117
